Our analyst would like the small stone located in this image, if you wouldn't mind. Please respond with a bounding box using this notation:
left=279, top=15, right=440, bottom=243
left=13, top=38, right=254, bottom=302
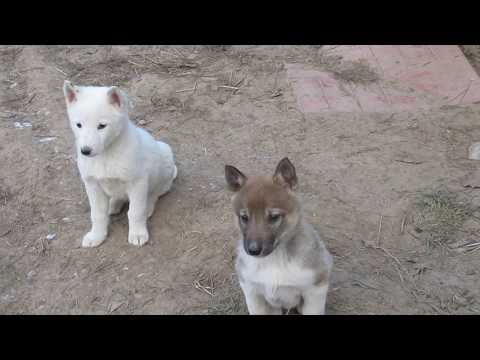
left=46, top=233, right=56, bottom=241
left=38, top=137, right=56, bottom=143
left=469, top=142, right=480, bottom=160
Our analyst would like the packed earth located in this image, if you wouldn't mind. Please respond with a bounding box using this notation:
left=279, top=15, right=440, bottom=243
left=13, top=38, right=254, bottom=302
left=1, top=45, right=480, bottom=314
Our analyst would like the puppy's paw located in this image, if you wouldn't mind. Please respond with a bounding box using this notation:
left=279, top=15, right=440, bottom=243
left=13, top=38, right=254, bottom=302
left=82, top=231, right=106, bottom=248
left=128, top=228, right=149, bottom=246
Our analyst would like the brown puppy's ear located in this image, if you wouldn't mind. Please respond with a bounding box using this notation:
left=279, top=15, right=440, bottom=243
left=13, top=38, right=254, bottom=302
left=225, top=165, right=247, bottom=192
left=107, top=86, right=123, bottom=108
left=273, top=157, right=297, bottom=190
left=63, top=80, right=77, bottom=104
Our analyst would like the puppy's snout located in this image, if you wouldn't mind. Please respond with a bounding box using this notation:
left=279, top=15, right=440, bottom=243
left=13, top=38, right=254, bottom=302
left=246, top=241, right=262, bottom=256
left=81, top=146, right=92, bottom=156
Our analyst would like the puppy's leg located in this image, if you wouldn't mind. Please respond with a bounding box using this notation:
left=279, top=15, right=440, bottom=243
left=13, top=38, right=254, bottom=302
left=146, top=191, right=159, bottom=218
left=127, top=180, right=149, bottom=246
left=109, top=197, right=127, bottom=215
left=240, top=281, right=282, bottom=315
left=83, top=180, right=109, bottom=248
left=146, top=188, right=169, bottom=219
left=300, top=282, right=329, bottom=315
left=147, top=168, right=176, bottom=218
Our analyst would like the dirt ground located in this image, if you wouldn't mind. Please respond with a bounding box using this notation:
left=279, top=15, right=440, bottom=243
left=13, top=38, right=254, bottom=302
left=2, top=45, right=480, bottom=314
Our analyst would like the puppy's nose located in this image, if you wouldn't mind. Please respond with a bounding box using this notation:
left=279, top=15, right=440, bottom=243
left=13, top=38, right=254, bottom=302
left=247, top=242, right=262, bottom=256
left=81, top=147, right=92, bottom=156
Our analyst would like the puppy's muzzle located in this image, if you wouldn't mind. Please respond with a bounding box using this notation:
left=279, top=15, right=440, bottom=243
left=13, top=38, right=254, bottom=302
left=245, top=240, right=263, bottom=256
left=81, top=146, right=92, bottom=156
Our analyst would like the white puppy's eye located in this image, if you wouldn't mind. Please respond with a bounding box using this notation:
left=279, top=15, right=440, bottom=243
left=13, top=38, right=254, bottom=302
left=239, top=213, right=249, bottom=223
left=76, top=123, right=82, bottom=128
left=97, top=124, right=107, bottom=130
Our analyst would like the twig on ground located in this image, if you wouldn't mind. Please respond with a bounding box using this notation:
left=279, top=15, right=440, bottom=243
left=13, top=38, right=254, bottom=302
left=218, top=85, right=240, bottom=90
left=377, top=215, right=383, bottom=247
left=54, top=67, right=67, bottom=76
left=458, top=79, right=474, bottom=105
left=143, top=56, right=163, bottom=66
left=193, top=279, right=215, bottom=297
left=127, top=60, right=144, bottom=67
left=395, top=159, right=424, bottom=165
left=400, top=215, right=407, bottom=234
left=0, top=229, right=12, bottom=237
left=176, top=86, right=196, bottom=93
left=26, top=93, right=36, bottom=105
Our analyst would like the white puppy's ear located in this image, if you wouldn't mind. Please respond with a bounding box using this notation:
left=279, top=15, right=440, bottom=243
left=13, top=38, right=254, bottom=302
left=107, top=86, right=123, bottom=108
left=63, top=80, right=77, bottom=104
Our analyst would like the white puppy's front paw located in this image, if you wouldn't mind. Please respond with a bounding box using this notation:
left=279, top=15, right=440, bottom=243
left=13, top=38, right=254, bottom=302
left=82, top=231, right=106, bottom=248
left=128, top=228, right=149, bottom=246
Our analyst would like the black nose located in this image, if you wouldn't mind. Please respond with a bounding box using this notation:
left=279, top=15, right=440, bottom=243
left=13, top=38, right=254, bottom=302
left=247, top=242, right=262, bottom=256
left=81, top=147, right=92, bottom=156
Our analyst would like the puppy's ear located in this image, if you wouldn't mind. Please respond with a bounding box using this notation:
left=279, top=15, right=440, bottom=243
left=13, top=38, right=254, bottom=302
left=63, top=80, right=77, bottom=104
left=225, top=165, right=247, bottom=192
left=273, top=157, right=297, bottom=190
left=107, top=86, right=123, bottom=108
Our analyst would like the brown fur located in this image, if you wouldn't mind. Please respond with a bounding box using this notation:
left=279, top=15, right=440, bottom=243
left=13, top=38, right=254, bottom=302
left=231, top=175, right=300, bottom=256
left=225, top=158, right=333, bottom=314
left=233, top=176, right=297, bottom=214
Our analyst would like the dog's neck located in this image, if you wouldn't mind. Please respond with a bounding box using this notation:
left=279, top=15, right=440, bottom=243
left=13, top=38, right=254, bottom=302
left=100, top=118, right=135, bottom=159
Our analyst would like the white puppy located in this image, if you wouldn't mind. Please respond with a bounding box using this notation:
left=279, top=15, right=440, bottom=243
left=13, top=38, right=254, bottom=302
left=63, top=81, right=177, bottom=247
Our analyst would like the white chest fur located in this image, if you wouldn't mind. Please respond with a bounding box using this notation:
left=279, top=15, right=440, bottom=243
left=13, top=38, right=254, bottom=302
left=78, top=156, right=133, bottom=197
left=239, top=249, right=316, bottom=309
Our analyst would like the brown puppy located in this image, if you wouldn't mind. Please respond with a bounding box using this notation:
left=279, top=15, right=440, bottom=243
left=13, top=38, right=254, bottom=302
left=225, top=158, right=333, bottom=315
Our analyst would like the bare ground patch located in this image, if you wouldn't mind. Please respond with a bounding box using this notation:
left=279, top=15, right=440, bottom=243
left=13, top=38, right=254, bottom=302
left=1, top=45, right=480, bottom=314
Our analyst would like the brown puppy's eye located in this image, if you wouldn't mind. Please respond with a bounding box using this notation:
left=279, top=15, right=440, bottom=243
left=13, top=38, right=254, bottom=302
left=98, top=124, right=107, bottom=130
left=269, top=213, right=281, bottom=222
left=240, top=214, right=249, bottom=223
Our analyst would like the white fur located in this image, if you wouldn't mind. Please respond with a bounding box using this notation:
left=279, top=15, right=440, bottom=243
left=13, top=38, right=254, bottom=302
left=63, top=81, right=177, bottom=248
left=237, top=243, right=330, bottom=315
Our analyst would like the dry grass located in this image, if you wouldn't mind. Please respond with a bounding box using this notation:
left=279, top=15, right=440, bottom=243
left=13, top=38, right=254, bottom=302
left=315, top=50, right=380, bottom=84
left=411, top=190, right=472, bottom=247
left=207, top=288, right=247, bottom=315
left=206, top=273, right=247, bottom=315
left=129, top=48, right=199, bottom=75
left=460, top=45, right=480, bottom=75
left=204, top=45, right=231, bottom=53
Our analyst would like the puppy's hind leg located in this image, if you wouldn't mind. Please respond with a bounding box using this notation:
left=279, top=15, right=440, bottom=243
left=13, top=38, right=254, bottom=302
left=146, top=185, right=170, bottom=218
left=127, top=180, right=150, bottom=246
left=146, top=168, right=177, bottom=218
left=300, top=282, right=329, bottom=315
left=147, top=196, right=158, bottom=219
